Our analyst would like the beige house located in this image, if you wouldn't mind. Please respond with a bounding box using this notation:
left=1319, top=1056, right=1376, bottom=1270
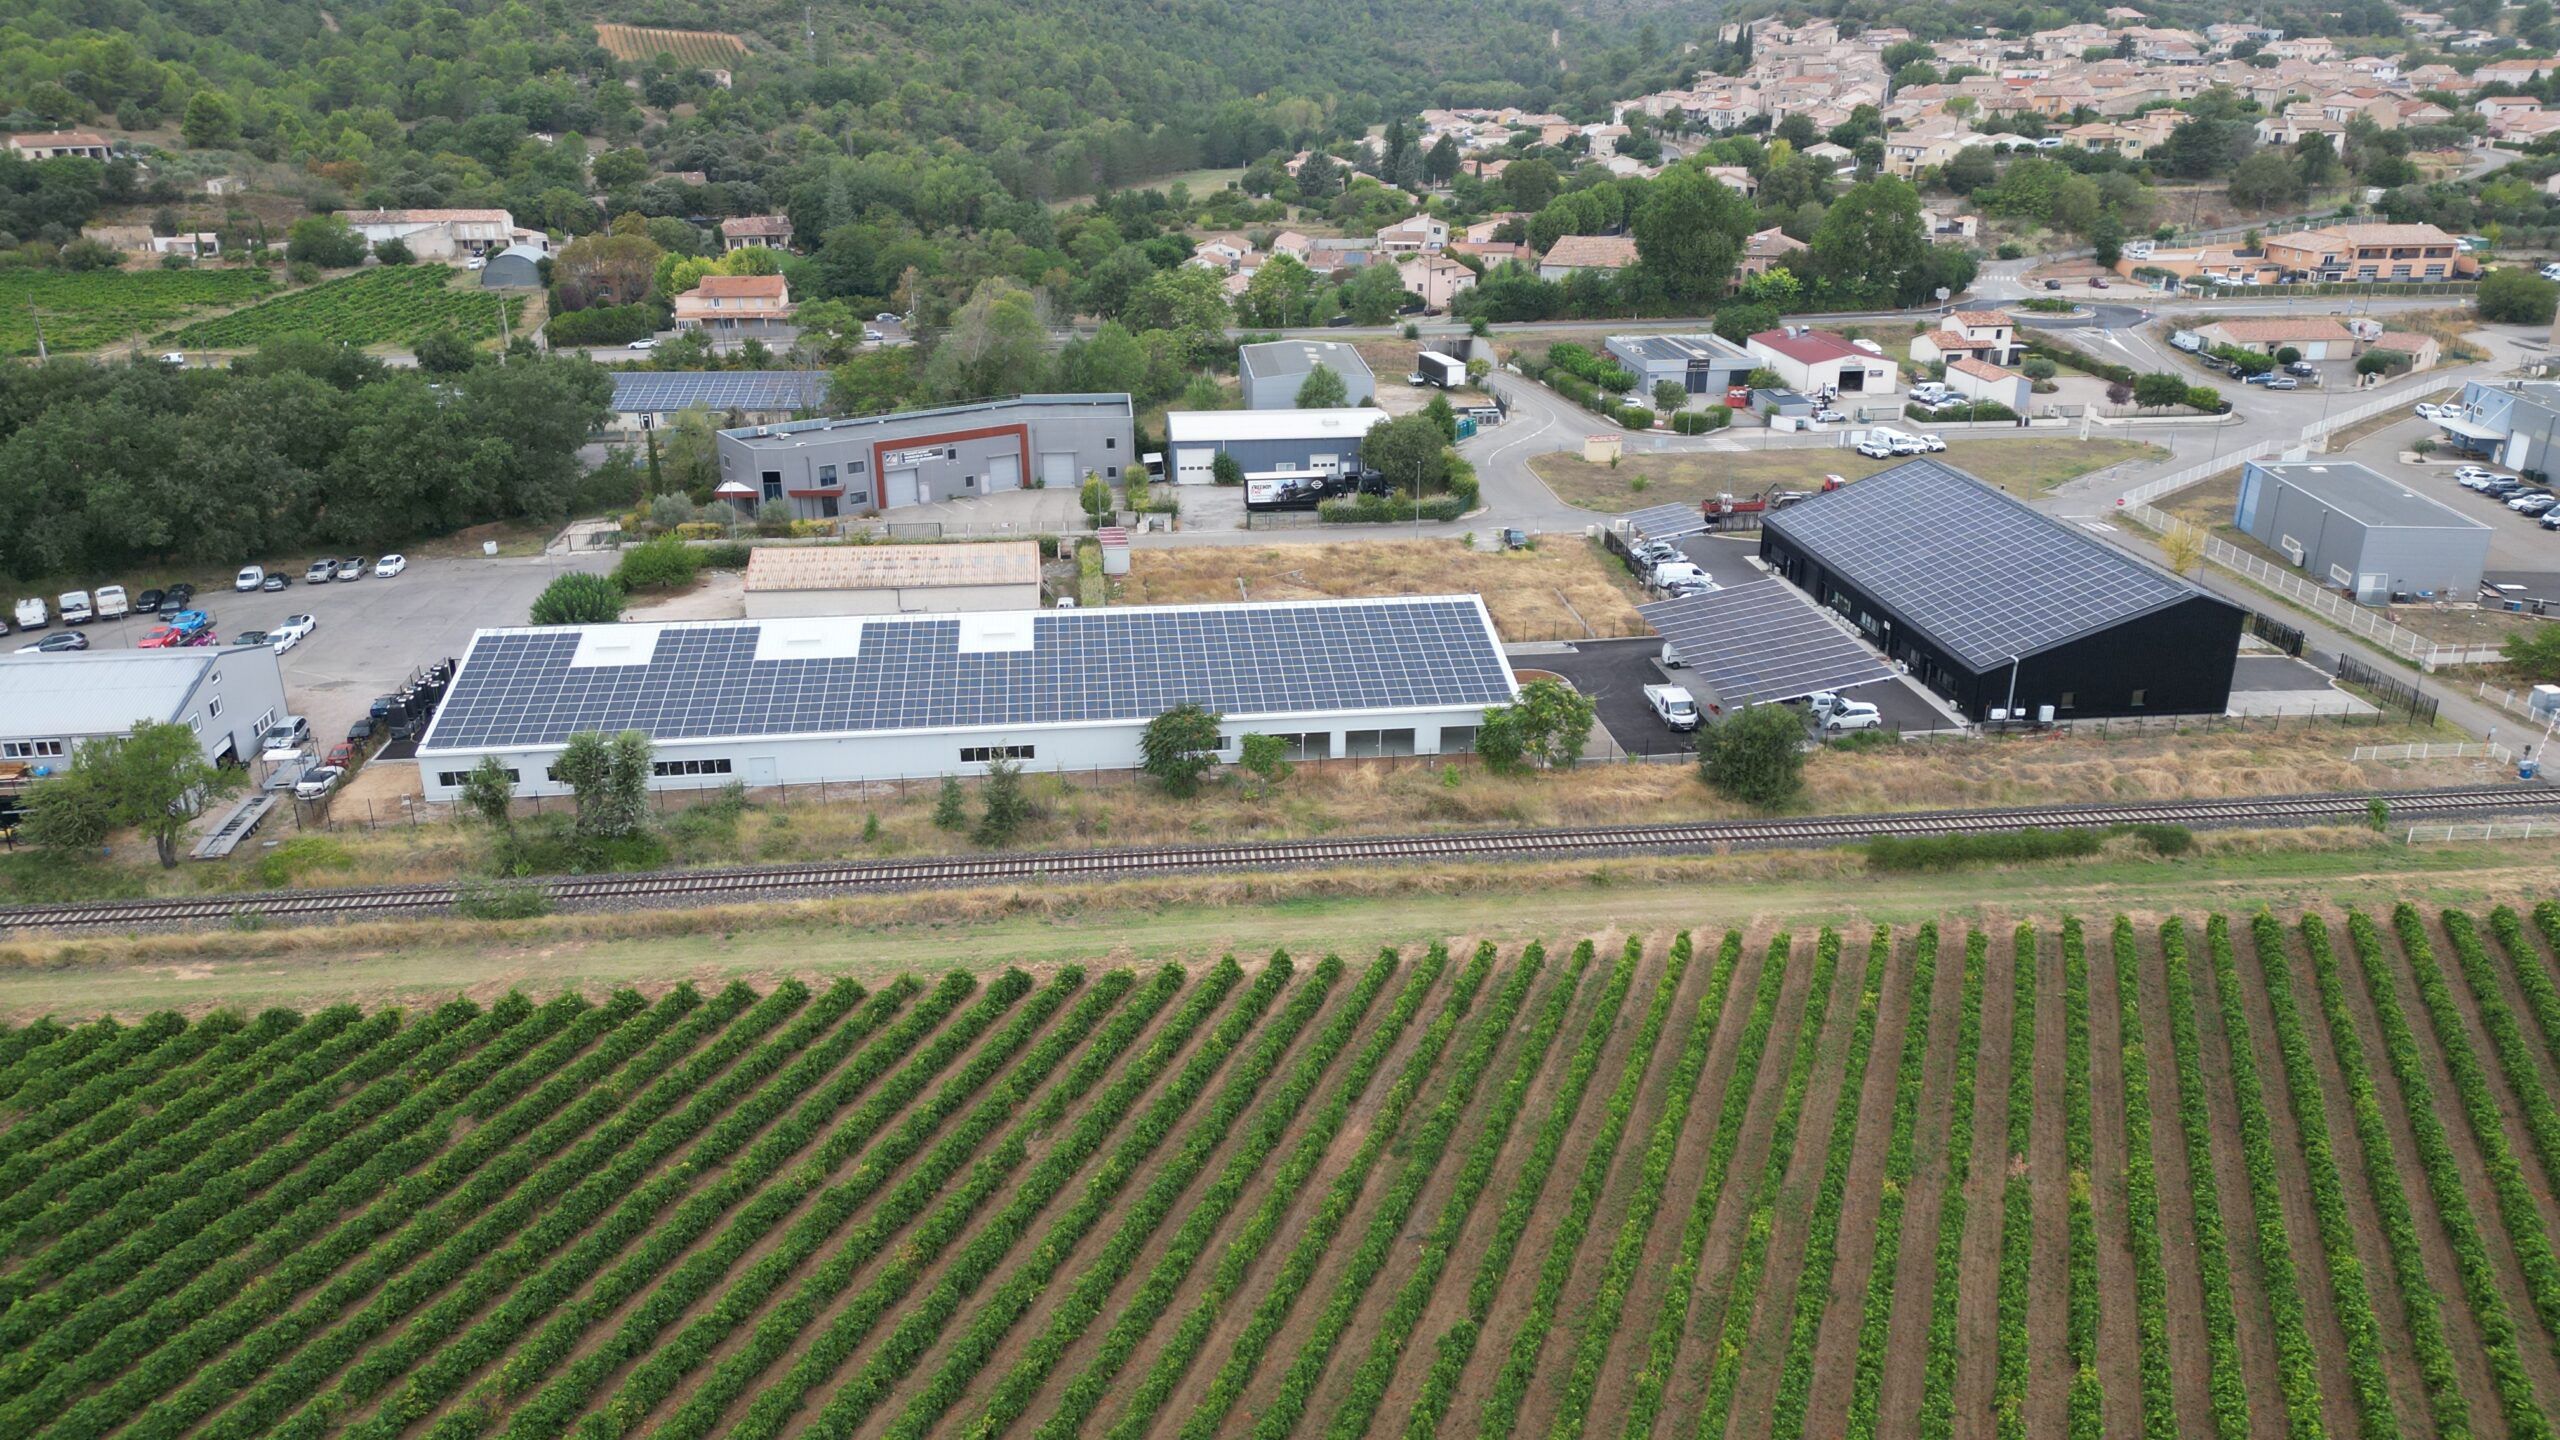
left=719, top=215, right=795, bottom=252
left=1376, top=215, right=1449, bottom=253
left=2262, top=224, right=2468, bottom=282
left=342, top=207, right=515, bottom=259
left=1536, top=234, right=1640, bottom=281
left=1736, top=227, right=1806, bottom=285
left=2195, top=317, right=2356, bottom=359
left=9, top=130, right=111, bottom=161
left=1397, top=255, right=1477, bottom=311
left=673, top=274, right=795, bottom=334
left=1947, top=356, right=2032, bottom=413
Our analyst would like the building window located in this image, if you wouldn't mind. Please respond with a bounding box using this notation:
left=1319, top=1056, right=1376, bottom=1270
left=848, top=490, right=871, bottom=506
left=821, top=496, right=839, bottom=518
left=1106, top=437, right=1118, bottom=450
left=817, top=463, right=837, bottom=486
left=438, top=768, right=519, bottom=786
left=186, top=715, right=202, bottom=734
left=1106, top=465, right=1120, bottom=479
left=2057, top=692, right=2075, bottom=710
left=2128, top=688, right=2147, bottom=707
left=959, top=745, right=1034, bottom=762
left=761, top=471, right=783, bottom=501
left=208, top=697, right=222, bottom=719
left=1439, top=725, right=1479, bottom=753
left=851, top=459, right=867, bottom=473
left=1, top=739, right=65, bottom=760
left=1345, top=728, right=1417, bottom=758
left=254, top=709, right=276, bottom=735
left=651, top=758, right=734, bottom=777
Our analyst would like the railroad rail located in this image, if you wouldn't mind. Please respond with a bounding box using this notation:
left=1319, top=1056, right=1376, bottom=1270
left=5, top=784, right=2553, bottom=936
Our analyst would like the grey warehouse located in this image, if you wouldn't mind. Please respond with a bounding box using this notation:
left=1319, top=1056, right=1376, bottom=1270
left=714, top=394, right=1136, bottom=522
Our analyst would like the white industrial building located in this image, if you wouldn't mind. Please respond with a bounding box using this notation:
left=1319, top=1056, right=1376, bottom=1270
left=742, top=542, right=1046, bottom=617
left=413, top=596, right=1518, bottom=798
left=1162, top=408, right=1391, bottom=484
left=0, top=647, right=290, bottom=776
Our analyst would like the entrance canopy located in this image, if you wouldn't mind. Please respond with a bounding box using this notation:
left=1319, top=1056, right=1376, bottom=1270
left=1639, top=578, right=1899, bottom=707
left=2435, top=414, right=2504, bottom=444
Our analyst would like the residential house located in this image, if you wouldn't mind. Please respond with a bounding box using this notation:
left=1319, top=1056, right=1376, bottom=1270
left=1911, top=327, right=2005, bottom=367
left=1941, top=311, right=2023, bottom=364
left=1703, top=165, right=1759, bottom=197
left=1463, top=215, right=1525, bottom=244
left=1269, top=231, right=1313, bottom=263
left=672, top=274, right=795, bottom=334
left=8, top=130, right=112, bottom=161
left=1920, top=208, right=1982, bottom=243
left=2365, top=331, right=2441, bottom=372
left=342, top=208, right=515, bottom=260
left=1803, top=141, right=1858, bottom=173
left=1376, top=215, right=1450, bottom=253
left=2194, top=316, right=2356, bottom=359
left=1536, top=234, right=1641, bottom=281
left=1188, top=232, right=1256, bottom=273
left=1746, top=327, right=1900, bottom=396
left=2059, top=120, right=2153, bottom=157
left=1397, top=255, right=1477, bottom=311
left=720, top=215, right=794, bottom=252
left=2262, top=223, right=2468, bottom=282
left=1305, top=237, right=1376, bottom=273
left=1451, top=240, right=1535, bottom=268
left=150, top=233, right=219, bottom=259
left=1737, top=227, right=1807, bottom=284
left=2114, top=244, right=2277, bottom=286
left=1947, top=356, right=2033, bottom=412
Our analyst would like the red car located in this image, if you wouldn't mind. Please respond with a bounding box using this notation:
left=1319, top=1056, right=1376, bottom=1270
left=325, top=743, right=356, bottom=769
left=137, top=626, right=184, bottom=648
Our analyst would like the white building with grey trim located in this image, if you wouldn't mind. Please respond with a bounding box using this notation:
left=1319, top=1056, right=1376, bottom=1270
left=0, top=647, right=290, bottom=778
left=714, top=394, right=1135, bottom=522
left=1238, top=341, right=1378, bottom=409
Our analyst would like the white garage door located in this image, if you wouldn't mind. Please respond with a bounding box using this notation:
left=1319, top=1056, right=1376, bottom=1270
left=986, top=454, right=1021, bottom=493
left=886, top=468, right=920, bottom=508
left=1311, top=454, right=1340, bottom=476
left=1175, top=447, right=1217, bottom=485
left=1040, top=452, right=1077, bottom=487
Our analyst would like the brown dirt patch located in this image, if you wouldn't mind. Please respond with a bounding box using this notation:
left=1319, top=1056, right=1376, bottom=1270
left=2025, top=927, right=2073, bottom=1438
left=2084, top=925, right=2144, bottom=1440
left=1117, top=538, right=1649, bottom=642
left=1531, top=437, right=2168, bottom=511
left=1952, top=928, right=2024, bottom=1440
left=1872, top=926, right=1966, bottom=1434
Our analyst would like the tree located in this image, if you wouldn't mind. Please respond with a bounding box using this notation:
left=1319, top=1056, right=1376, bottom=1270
left=923, top=278, right=1051, bottom=401
left=614, top=534, right=700, bottom=590
left=373, top=237, right=415, bottom=267
left=1695, top=703, right=1806, bottom=808
left=180, top=90, right=239, bottom=149
left=2160, top=522, right=2205, bottom=576
left=1140, top=702, right=1224, bottom=796
left=1358, top=413, right=1450, bottom=493
left=1472, top=679, right=1595, bottom=772
left=661, top=407, right=721, bottom=494
left=2503, top=622, right=2560, bottom=682
left=1295, top=365, right=1348, bottom=408
left=2479, top=268, right=2559, bottom=324
left=1653, top=380, right=1687, bottom=412
left=2225, top=151, right=2301, bottom=209
left=1342, top=262, right=1407, bottom=325
left=286, top=215, right=367, bottom=268
left=1501, top=157, right=1560, bottom=211
left=1421, top=392, right=1458, bottom=442
left=973, top=755, right=1032, bottom=845
left=2090, top=214, right=2123, bottom=269
left=2133, top=371, right=2190, bottom=409
left=1080, top=472, right=1113, bottom=525
left=460, top=755, right=517, bottom=831
left=1943, top=146, right=1999, bottom=195
left=1631, top=165, right=1757, bottom=306
left=1424, top=134, right=1460, bottom=186
left=2295, top=131, right=2342, bottom=187
left=1211, top=452, right=1245, bottom=486
left=1238, top=733, right=1291, bottom=793
left=554, top=231, right=663, bottom=309
left=26, top=721, right=238, bottom=868
left=1808, top=176, right=1929, bottom=305
left=531, top=571, right=626, bottom=625
left=932, top=776, right=968, bottom=830
left=1235, top=252, right=1318, bottom=328
left=414, top=329, right=479, bottom=375
left=552, top=730, right=653, bottom=840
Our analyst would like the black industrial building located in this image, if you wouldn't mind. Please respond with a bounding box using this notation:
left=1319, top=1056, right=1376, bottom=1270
left=1759, top=460, right=2244, bottom=720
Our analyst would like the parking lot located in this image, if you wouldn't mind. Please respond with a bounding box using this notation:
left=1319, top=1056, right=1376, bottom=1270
left=15, top=552, right=609, bottom=755
left=2331, top=411, right=2560, bottom=577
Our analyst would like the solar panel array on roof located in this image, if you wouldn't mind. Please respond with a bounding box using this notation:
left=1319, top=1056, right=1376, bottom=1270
left=1624, top=503, right=1708, bottom=541
left=610, top=371, right=830, bottom=414
left=1638, top=580, right=1899, bottom=706
left=1761, top=459, right=2201, bottom=671
left=419, top=598, right=1515, bottom=752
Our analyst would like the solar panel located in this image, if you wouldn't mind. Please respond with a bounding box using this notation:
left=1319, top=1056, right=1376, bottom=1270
left=418, top=599, right=1518, bottom=752
left=610, top=371, right=830, bottom=414
left=1639, top=579, right=1899, bottom=707
left=1624, top=503, right=1707, bottom=541
left=1761, top=459, right=2200, bottom=671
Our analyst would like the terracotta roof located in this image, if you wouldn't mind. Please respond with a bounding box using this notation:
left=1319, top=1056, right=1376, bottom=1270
left=1949, top=310, right=2013, bottom=327
left=341, top=207, right=514, bottom=226
left=1539, top=234, right=1641, bottom=269
left=721, top=214, right=793, bottom=237
left=692, top=274, right=788, bottom=300
left=9, top=130, right=110, bottom=148
left=2200, top=317, right=2354, bottom=343
left=2371, top=332, right=2435, bottom=352
left=1744, top=226, right=1806, bottom=257
left=743, top=542, right=1042, bottom=593
left=1949, top=356, right=2020, bottom=383
left=1924, top=330, right=1998, bottom=351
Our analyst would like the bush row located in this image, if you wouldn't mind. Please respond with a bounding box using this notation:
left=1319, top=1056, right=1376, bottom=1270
left=29, top=995, right=582, bottom=1440
left=1024, top=954, right=1396, bottom=1440
left=1549, top=934, right=1736, bottom=1440
left=1245, top=945, right=1538, bottom=1440
left=2024, top=332, right=2136, bottom=386
left=2444, top=910, right=2560, bottom=1205
left=1992, top=924, right=2038, bottom=1440
left=1844, top=925, right=1944, bottom=1440
left=543, top=301, right=663, bottom=346
left=2110, top=919, right=2176, bottom=1440
left=386, top=979, right=906, bottom=1440
left=2309, top=916, right=2506, bottom=1438
left=2061, top=917, right=2104, bottom=1439
left=1906, top=400, right=2017, bottom=423
left=586, top=970, right=1095, bottom=1440
left=2506, top=906, right=2560, bottom=1072
left=1475, top=936, right=1693, bottom=1440
left=1399, top=939, right=1641, bottom=1440
left=0, top=1013, right=112, bottom=1104
left=1173, top=947, right=1488, bottom=1440
left=1916, top=929, right=1992, bottom=1440
left=1770, top=928, right=1898, bottom=1440
left=1693, top=931, right=1849, bottom=1440
left=802, top=958, right=1310, bottom=1440
left=1319, top=493, right=1471, bottom=523
left=105, top=995, right=655, bottom=1440
left=1544, top=343, right=1639, bottom=392
left=1, top=1011, right=188, bottom=1142
left=718, top=961, right=1250, bottom=1440
left=2243, top=915, right=2406, bottom=1439
left=1619, top=933, right=1791, bottom=1437
left=2396, top=907, right=2560, bottom=1340
left=0, top=1009, right=293, bottom=1212
left=2162, top=918, right=2251, bottom=1440
left=182, top=990, right=704, bottom=1440
left=1315, top=943, right=1585, bottom=1440
left=0, top=1000, right=507, bottom=1404
left=2204, top=916, right=2326, bottom=1440
left=494, top=972, right=1010, bottom=1440
left=1671, top=406, right=1732, bottom=434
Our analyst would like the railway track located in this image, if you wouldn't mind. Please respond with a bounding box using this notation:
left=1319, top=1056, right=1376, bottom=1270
left=5, top=783, right=2552, bottom=936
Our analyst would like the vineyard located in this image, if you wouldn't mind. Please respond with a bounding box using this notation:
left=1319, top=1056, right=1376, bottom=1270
left=12, top=901, right=2560, bottom=1438
left=0, top=269, right=276, bottom=356
left=592, top=23, right=749, bottom=65
left=160, top=266, right=523, bottom=351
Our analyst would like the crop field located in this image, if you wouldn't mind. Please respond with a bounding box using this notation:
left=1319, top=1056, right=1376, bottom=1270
left=0, top=269, right=276, bottom=356
left=593, top=22, right=749, bottom=65
left=11, top=900, right=2560, bottom=1439
left=160, top=266, right=524, bottom=350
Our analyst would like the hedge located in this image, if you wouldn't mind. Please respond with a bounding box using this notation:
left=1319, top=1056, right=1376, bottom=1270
left=1671, top=405, right=1732, bottom=434
left=1616, top=404, right=1656, bottom=430
left=2112, top=920, right=2175, bottom=1440
left=1993, top=925, right=2037, bottom=1440
left=1915, top=930, right=1991, bottom=1440
left=544, top=301, right=663, bottom=346
left=1398, top=940, right=1640, bottom=1440
left=2161, top=917, right=2251, bottom=1440
left=1906, top=400, right=2016, bottom=423
left=2025, top=332, right=2136, bottom=385
left=1320, top=493, right=1469, bottom=523
left=2062, top=917, right=2104, bottom=1439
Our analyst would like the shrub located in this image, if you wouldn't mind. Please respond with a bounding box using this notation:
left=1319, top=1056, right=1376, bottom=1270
left=1139, top=703, right=1223, bottom=797
left=545, top=302, right=663, bottom=347
left=1865, top=827, right=2104, bottom=871
left=529, top=572, right=626, bottom=625
left=1616, top=404, right=1654, bottom=429
left=452, top=879, right=554, bottom=920
left=612, top=535, right=700, bottom=590
left=2021, top=356, right=2058, bottom=381
left=1695, top=704, right=1805, bottom=808
left=1670, top=406, right=1731, bottom=434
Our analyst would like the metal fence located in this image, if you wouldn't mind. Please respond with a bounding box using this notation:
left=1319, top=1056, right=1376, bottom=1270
left=2338, top=654, right=2443, bottom=725
left=2405, top=820, right=2560, bottom=844
left=2352, top=742, right=2515, bottom=764
left=2248, top=611, right=2306, bottom=657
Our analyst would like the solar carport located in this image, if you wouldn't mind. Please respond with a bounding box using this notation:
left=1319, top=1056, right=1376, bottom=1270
left=1758, top=459, right=2245, bottom=720
left=1623, top=503, right=1708, bottom=541
left=1638, top=580, right=1898, bottom=708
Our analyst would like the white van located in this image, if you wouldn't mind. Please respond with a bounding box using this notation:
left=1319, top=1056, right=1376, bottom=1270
left=1908, top=382, right=1952, bottom=406
left=13, top=597, right=46, bottom=630
left=235, top=565, right=265, bottom=592
left=58, top=591, right=93, bottom=625
left=93, top=585, right=128, bottom=620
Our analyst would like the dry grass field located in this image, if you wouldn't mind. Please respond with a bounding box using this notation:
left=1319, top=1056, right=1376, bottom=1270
left=591, top=22, right=748, bottom=64
left=1533, top=438, right=2168, bottom=511
left=1118, top=538, right=1648, bottom=640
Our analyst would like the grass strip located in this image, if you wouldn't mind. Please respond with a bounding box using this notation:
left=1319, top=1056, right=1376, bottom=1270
left=1843, top=925, right=1944, bottom=1440
left=2163, top=917, right=2251, bottom=1440
left=1914, top=929, right=1989, bottom=1440
left=1992, top=924, right=2038, bottom=1440
left=2111, top=919, right=2175, bottom=1440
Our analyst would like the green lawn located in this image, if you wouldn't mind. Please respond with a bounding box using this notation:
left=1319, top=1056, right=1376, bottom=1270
left=1535, top=437, right=2170, bottom=510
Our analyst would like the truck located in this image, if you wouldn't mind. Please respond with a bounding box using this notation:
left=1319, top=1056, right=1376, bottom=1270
left=13, top=597, right=45, bottom=631
left=57, top=591, right=92, bottom=625
left=1416, top=351, right=1466, bottom=388
left=93, top=585, right=128, bottom=621
left=1644, top=684, right=1700, bottom=731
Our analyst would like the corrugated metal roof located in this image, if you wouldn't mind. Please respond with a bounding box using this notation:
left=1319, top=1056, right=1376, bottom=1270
left=743, top=542, right=1043, bottom=592
left=611, top=371, right=830, bottom=414
left=1162, top=407, right=1390, bottom=444
left=0, top=650, right=225, bottom=738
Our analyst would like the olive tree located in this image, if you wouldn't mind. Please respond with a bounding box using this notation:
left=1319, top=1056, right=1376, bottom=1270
left=1473, top=679, right=1596, bottom=773
left=24, top=720, right=238, bottom=867
left=530, top=571, right=626, bottom=625
left=459, top=755, right=518, bottom=831
left=553, top=729, right=654, bottom=839
left=1695, top=703, right=1807, bottom=808
left=1140, top=702, right=1225, bottom=796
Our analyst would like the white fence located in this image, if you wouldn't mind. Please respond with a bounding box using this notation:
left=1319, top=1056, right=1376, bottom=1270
left=2405, top=820, right=2560, bottom=844
left=2115, top=375, right=2500, bottom=670
left=2352, top=742, right=2515, bottom=764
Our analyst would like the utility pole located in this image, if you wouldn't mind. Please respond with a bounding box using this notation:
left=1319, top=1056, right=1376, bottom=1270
left=28, top=305, right=46, bottom=364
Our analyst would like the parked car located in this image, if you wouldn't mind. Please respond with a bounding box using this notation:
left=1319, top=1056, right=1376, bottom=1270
left=464, top=256, right=485, bottom=272
left=1644, top=684, right=1700, bottom=732
left=2460, top=470, right=2511, bottom=491
left=336, top=557, right=369, bottom=581
left=262, top=573, right=291, bottom=592
left=1854, top=436, right=1898, bottom=459
left=625, top=337, right=658, bottom=351
left=234, top=566, right=265, bottom=591
left=292, top=766, right=345, bottom=801
left=1807, top=691, right=1884, bottom=732
left=93, top=585, right=128, bottom=620
left=305, top=559, right=337, bottom=584
left=1629, top=539, right=1683, bottom=567
left=233, top=629, right=272, bottom=650
left=2541, top=509, right=2560, bottom=531
left=374, top=554, right=407, bottom=579
left=325, top=742, right=357, bottom=770
left=1649, top=560, right=1712, bottom=591
left=1914, top=433, right=1947, bottom=452
left=2484, top=478, right=2530, bottom=498
left=12, top=597, right=44, bottom=630
left=2088, top=276, right=2109, bottom=289
left=264, top=716, right=312, bottom=750
left=18, top=632, right=87, bottom=653
left=2285, top=361, right=2318, bottom=377
left=2454, top=466, right=2501, bottom=484
left=133, top=587, right=166, bottom=614
left=1811, top=406, right=1845, bottom=424
left=2415, top=402, right=2451, bottom=420
left=137, top=625, right=185, bottom=648
left=2512, top=492, right=2558, bottom=514
left=2043, top=278, right=2063, bottom=290
left=58, top=591, right=92, bottom=625
left=161, top=582, right=194, bottom=611
left=2265, top=376, right=2299, bottom=390
left=347, top=715, right=378, bottom=742
left=270, top=613, right=316, bottom=650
